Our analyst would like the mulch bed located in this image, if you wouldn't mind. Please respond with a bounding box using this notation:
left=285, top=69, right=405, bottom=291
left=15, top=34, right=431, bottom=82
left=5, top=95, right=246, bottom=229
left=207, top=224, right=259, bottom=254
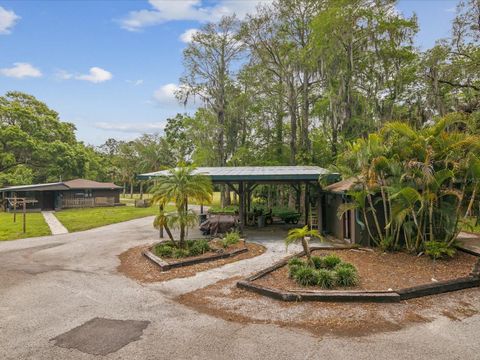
left=253, top=249, right=478, bottom=292
left=158, top=240, right=248, bottom=265
left=117, top=242, right=266, bottom=283
left=177, top=276, right=480, bottom=338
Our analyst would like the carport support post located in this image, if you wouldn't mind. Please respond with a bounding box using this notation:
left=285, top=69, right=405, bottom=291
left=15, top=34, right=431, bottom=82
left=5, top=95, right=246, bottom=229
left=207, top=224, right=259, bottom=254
left=13, top=194, right=17, bottom=223
left=304, top=183, right=310, bottom=228
left=238, top=181, right=245, bottom=232
left=22, top=200, right=26, bottom=233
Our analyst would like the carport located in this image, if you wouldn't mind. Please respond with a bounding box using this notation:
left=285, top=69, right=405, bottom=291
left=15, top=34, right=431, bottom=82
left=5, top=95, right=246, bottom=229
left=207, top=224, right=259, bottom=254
left=138, top=166, right=339, bottom=230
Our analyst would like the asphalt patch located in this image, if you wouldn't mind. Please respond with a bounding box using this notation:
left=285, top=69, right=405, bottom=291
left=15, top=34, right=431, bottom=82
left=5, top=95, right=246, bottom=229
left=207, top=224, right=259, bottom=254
left=51, top=317, right=150, bottom=355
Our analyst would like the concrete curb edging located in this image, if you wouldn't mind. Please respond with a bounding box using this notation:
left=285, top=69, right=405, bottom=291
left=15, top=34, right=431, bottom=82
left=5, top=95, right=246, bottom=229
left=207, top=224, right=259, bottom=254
left=143, top=243, right=249, bottom=271
left=236, top=246, right=480, bottom=303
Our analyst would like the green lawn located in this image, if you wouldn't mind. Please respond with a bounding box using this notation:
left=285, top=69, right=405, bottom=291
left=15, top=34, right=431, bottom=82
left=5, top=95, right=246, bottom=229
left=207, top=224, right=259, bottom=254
left=120, top=192, right=221, bottom=206
left=54, top=205, right=173, bottom=232
left=0, top=212, right=51, bottom=241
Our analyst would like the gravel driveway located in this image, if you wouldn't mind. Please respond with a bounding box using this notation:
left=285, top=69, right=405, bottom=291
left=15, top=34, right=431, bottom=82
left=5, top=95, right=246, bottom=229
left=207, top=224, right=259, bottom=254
left=1, top=216, right=480, bottom=359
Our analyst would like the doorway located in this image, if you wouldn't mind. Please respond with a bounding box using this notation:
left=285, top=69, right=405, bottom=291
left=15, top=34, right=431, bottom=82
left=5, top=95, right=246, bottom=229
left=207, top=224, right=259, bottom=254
left=43, top=191, right=55, bottom=210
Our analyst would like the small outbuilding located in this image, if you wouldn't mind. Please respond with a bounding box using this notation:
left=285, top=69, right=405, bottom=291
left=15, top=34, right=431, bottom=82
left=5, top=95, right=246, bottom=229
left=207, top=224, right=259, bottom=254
left=319, top=178, right=367, bottom=245
left=0, top=179, right=122, bottom=211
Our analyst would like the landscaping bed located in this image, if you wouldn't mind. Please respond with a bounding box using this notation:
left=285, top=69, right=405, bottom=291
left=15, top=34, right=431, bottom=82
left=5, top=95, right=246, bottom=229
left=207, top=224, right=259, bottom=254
left=117, top=242, right=266, bottom=283
left=144, top=238, right=250, bottom=271
left=238, top=247, right=480, bottom=302
left=255, top=248, right=478, bottom=291
left=177, top=276, right=480, bottom=338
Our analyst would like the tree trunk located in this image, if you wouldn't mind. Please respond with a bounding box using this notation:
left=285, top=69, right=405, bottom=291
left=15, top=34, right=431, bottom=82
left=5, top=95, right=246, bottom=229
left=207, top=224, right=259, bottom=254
left=164, top=224, right=176, bottom=246
left=464, top=182, right=478, bottom=218
left=301, top=70, right=310, bottom=159
left=288, top=81, right=297, bottom=165
left=130, top=181, right=134, bottom=198
left=301, top=237, right=311, bottom=264
left=179, top=225, right=186, bottom=249
left=139, top=181, right=144, bottom=200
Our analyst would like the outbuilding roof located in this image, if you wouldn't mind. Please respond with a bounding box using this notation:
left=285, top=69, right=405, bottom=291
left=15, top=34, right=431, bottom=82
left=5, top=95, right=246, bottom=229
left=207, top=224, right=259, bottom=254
left=138, top=166, right=338, bottom=183
left=323, top=178, right=359, bottom=193
left=0, top=179, right=122, bottom=192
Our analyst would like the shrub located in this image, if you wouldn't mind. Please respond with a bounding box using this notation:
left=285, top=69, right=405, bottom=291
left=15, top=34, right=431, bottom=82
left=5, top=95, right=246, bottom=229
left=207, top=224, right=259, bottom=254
left=189, top=239, right=211, bottom=256
left=155, top=244, right=174, bottom=258
left=222, top=230, right=241, bottom=248
left=335, top=266, right=359, bottom=287
left=293, top=266, right=318, bottom=286
left=335, top=262, right=357, bottom=272
left=310, top=256, right=324, bottom=269
left=316, top=269, right=337, bottom=289
left=288, top=264, right=303, bottom=279
left=323, top=254, right=342, bottom=269
left=172, top=248, right=190, bottom=259
left=424, top=241, right=456, bottom=259
left=288, top=257, right=306, bottom=267
left=379, top=235, right=394, bottom=252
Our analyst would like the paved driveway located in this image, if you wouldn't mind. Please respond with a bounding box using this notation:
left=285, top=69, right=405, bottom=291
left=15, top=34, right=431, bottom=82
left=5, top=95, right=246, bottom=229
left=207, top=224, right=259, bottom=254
left=1, top=217, right=480, bottom=359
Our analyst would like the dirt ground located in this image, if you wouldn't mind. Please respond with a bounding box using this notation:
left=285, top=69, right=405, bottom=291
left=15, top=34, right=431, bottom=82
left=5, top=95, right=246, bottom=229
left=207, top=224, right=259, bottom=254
left=177, top=276, right=480, bottom=338
left=117, top=242, right=266, bottom=282
left=254, top=248, right=478, bottom=291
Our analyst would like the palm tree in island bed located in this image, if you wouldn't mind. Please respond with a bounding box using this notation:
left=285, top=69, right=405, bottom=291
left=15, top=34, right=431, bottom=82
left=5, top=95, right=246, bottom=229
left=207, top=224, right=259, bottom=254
left=285, top=226, right=324, bottom=265
left=151, top=165, right=213, bottom=249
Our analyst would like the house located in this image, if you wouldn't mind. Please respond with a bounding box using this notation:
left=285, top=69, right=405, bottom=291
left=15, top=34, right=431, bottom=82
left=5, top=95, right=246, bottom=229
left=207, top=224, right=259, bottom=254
left=0, top=179, right=122, bottom=211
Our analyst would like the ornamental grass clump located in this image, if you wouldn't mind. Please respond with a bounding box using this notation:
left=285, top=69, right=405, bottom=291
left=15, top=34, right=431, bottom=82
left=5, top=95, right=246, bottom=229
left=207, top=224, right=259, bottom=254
left=288, top=257, right=306, bottom=267
left=222, top=230, right=241, bottom=248
left=288, top=264, right=303, bottom=279
left=316, top=269, right=337, bottom=289
left=323, top=254, right=342, bottom=269
left=286, top=253, right=359, bottom=289
left=155, top=243, right=174, bottom=258
left=189, top=240, right=211, bottom=256
left=172, top=248, right=190, bottom=259
left=335, top=265, right=359, bottom=287
left=293, top=266, right=318, bottom=286
left=310, top=256, right=324, bottom=269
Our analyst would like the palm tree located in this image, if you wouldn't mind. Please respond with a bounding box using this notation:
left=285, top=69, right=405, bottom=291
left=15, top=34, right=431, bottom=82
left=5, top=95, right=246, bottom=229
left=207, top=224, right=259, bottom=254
left=336, top=115, right=480, bottom=254
left=285, top=226, right=323, bottom=265
left=153, top=208, right=176, bottom=246
left=151, top=165, right=213, bottom=248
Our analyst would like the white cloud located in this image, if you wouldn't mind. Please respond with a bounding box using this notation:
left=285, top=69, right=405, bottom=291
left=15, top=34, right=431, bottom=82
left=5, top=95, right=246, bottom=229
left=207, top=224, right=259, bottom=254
left=153, top=83, right=180, bottom=106
left=126, top=79, right=144, bottom=86
left=55, top=69, right=73, bottom=80
left=76, top=67, right=113, bottom=83
left=0, top=62, right=42, bottom=78
left=120, top=0, right=263, bottom=32
left=0, top=6, right=20, bottom=34
left=180, top=28, right=199, bottom=43
left=95, top=121, right=165, bottom=133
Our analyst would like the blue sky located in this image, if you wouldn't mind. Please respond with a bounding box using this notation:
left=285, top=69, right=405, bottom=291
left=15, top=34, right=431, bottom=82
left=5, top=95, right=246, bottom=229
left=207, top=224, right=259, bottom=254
left=0, top=0, right=460, bottom=146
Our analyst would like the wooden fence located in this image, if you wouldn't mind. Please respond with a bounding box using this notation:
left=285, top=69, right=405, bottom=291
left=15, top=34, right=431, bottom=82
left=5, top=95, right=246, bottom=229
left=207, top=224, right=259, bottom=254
left=62, top=197, right=115, bottom=209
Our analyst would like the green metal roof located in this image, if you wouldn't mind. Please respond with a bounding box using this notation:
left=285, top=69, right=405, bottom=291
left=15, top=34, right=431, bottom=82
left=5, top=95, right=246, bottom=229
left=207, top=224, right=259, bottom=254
left=138, top=166, right=338, bottom=183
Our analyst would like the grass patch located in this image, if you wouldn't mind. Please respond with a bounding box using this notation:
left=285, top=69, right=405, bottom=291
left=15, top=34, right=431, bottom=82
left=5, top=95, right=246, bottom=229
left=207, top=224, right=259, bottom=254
left=0, top=212, right=51, bottom=241
left=120, top=192, right=221, bottom=207
left=55, top=205, right=174, bottom=232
